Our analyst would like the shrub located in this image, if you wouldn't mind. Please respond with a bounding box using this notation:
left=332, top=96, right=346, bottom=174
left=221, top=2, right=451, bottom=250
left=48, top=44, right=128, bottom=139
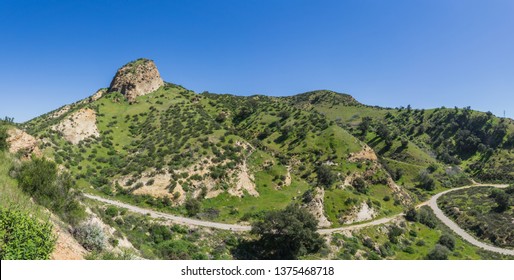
left=185, top=198, right=201, bottom=217
left=426, top=244, right=450, bottom=260
left=438, top=234, right=455, bottom=251
left=157, top=239, right=198, bottom=260
left=405, top=208, right=418, bottom=222
left=316, top=165, right=336, bottom=188
left=105, top=206, right=118, bottom=217
left=73, top=223, right=106, bottom=251
left=0, top=208, right=55, bottom=259
left=416, top=171, right=436, bottom=191
left=16, top=157, right=85, bottom=225
left=490, top=189, right=510, bottom=212
left=249, top=204, right=324, bottom=259
left=352, top=177, right=368, bottom=194
left=0, top=126, right=8, bottom=151
left=418, top=206, right=437, bottom=229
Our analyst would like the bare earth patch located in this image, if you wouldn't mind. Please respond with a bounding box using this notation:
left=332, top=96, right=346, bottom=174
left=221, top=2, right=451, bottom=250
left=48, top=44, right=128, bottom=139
left=50, top=221, right=87, bottom=260
left=344, top=202, right=377, bottom=224
left=52, top=108, right=100, bottom=144
left=304, top=187, right=331, bottom=228
left=348, top=145, right=378, bottom=162
left=229, top=159, right=258, bottom=197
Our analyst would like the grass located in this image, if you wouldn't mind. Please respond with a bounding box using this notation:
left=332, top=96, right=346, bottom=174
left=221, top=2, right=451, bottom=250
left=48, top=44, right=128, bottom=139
left=0, top=151, right=50, bottom=222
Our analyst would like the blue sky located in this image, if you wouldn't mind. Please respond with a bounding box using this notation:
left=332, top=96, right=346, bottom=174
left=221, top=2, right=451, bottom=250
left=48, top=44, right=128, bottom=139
left=1, top=0, right=513, bottom=122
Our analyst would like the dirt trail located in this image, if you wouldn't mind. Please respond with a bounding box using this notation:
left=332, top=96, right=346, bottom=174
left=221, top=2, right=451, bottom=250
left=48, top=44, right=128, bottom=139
left=427, top=184, right=514, bottom=256
left=84, top=183, right=514, bottom=255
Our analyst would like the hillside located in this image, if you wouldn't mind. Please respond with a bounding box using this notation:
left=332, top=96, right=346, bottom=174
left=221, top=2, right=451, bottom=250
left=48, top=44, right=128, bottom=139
left=2, top=58, right=513, bottom=260
left=22, top=59, right=514, bottom=224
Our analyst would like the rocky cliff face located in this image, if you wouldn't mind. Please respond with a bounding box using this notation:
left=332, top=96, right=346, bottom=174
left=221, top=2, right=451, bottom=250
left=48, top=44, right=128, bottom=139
left=7, top=128, right=41, bottom=159
left=108, top=59, right=164, bottom=102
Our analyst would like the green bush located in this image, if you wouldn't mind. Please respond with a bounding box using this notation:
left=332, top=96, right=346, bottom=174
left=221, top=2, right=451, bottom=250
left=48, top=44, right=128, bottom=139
left=185, top=198, right=201, bottom=217
left=250, top=204, right=325, bottom=259
left=316, top=165, right=336, bottom=188
left=0, top=126, right=8, bottom=151
left=426, top=244, right=449, bottom=260
left=418, top=206, right=437, bottom=229
left=16, top=157, right=86, bottom=225
left=105, top=206, right=118, bottom=217
left=438, top=234, right=455, bottom=251
left=0, top=208, right=55, bottom=260
left=157, top=239, right=199, bottom=260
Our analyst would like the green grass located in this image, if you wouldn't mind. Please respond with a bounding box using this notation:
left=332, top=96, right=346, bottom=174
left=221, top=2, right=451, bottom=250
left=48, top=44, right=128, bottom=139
left=0, top=151, right=50, bottom=221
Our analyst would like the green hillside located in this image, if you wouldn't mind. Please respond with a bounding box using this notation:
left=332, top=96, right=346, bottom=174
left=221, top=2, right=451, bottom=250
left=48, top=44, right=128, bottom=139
left=3, top=59, right=513, bottom=260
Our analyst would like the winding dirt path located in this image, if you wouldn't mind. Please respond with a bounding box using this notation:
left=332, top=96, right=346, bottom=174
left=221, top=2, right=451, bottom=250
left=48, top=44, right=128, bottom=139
left=85, top=183, right=514, bottom=255
left=427, top=184, right=514, bottom=256
left=84, top=194, right=252, bottom=232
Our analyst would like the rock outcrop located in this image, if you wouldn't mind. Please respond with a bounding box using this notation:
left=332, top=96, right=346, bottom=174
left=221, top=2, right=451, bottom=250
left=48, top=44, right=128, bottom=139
left=89, top=88, right=107, bottom=102
left=52, top=108, right=99, bottom=144
left=108, top=59, right=164, bottom=102
left=305, top=187, right=331, bottom=228
left=6, top=128, right=41, bottom=159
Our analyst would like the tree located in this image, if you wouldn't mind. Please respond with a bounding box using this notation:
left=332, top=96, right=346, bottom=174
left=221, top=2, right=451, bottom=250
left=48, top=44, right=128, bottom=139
left=416, top=171, right=436, bottom=191
left=418, top=206, right=437, bottom=229
left=426, top=244, right=450, bottom=260
left=438, top=234, right=455, bottom=251
left=358, top=117, right=372, bottom=135
left=490, top=189, right=510, bottom=212
left=405, top=208, right=418, bottom=222
left=376, top=122, right=391, bottom=142
left=277, top=110, right=290, bottom=120
left=250, top=204, right=324, bottom=259
left=316, top=165, right=336, bottom=188
left=352, top=177, right=367, bottom=193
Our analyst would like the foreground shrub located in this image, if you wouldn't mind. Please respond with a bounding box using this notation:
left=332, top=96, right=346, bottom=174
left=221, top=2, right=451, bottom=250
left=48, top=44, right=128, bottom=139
left=73, top=222, right=106, bottom=251
left=0, top=208, right=55, bottom=259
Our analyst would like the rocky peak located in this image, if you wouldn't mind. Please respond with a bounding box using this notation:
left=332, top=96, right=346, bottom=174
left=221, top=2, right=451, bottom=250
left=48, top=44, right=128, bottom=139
left=108, top=58, right=164, bottom=103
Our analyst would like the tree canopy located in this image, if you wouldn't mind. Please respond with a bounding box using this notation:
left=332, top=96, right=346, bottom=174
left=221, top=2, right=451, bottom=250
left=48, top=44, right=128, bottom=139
left=250, top=204, right=324, bottom=259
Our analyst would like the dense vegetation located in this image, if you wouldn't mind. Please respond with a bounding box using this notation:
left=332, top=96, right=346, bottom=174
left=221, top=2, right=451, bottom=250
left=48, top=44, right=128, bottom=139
left=14, top=157, right=86, bottom=226
left=244, top=204, right=324, bottom=260
left=93, top=203, right=239, bottom=260
left=439, top=186, right=514, bottom=248
left=0, top=143, right=56, bottom=260
left=0, top=208, right=55, bottom=260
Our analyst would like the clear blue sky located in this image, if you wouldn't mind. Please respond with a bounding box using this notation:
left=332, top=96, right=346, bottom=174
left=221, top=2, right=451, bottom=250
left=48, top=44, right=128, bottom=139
left=1, top=0, right=513, bottom=122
